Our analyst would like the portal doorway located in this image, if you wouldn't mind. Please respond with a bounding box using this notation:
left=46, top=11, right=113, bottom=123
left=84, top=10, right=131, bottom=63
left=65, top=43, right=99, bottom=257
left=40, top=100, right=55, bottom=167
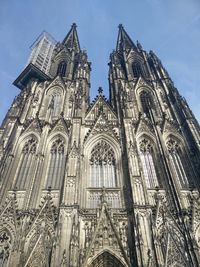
left=88, top=251, right=125, bottom=267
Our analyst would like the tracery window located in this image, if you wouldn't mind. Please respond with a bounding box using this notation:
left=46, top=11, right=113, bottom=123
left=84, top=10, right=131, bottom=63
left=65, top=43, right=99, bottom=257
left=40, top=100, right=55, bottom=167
left=132, top=62, right=142, bottom=78
left=45, top=139, right=65, bottom=189
left=166, top=139, right=189, bottom=188
left=140, top=91, right=154, bottom=115
left=89, top=140, right=116, bottom=187
left=88, top=140, right=120, bottom=208
left=57, top=61, right=67, bottom=77
left=0, top=230, right=11, bottom=267
left=15, top=138, right=37, bottom=190
left=48, top=92, right=62, bottom=117
left=139, top=138, right=159, bottom=188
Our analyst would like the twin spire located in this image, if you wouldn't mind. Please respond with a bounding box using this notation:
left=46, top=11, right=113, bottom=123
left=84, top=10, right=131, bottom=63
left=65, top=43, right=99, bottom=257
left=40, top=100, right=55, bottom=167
left=62, top=23, right=139, bottom=54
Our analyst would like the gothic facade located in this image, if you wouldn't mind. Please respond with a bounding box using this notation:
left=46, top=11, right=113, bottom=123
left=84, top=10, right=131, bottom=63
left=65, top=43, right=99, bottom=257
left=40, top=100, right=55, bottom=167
left=0, top=24, right=200, bottom=267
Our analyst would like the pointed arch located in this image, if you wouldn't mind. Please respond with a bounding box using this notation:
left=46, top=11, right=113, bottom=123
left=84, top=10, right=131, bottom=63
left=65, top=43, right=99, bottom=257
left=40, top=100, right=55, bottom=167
left=15, top=137, right=38, bottom=190
left=88, top=250, right=126, bottom=267
left=41, top=86, right=64, bottom=119
left=84, top=133, right=121, bottom=159
left=89, top=140, right=117, bottom=188
left=47, top=88, right=63, bottom=118
left=83, top=134, right=123, bottom=209
left=132, top=61, right=142, bottom=78
left=127, top=52, right=149, bottom=79
left=135, top=85, right=161, bottom=117
left=165, top=135, right=190, bottom=188
left=44, top=137, right=66, bottom=189
left=57, top=60, right=67, bottom=77
left=139, top=90, right=155, bottom=115
left=137, top=135, right=159, bottom=188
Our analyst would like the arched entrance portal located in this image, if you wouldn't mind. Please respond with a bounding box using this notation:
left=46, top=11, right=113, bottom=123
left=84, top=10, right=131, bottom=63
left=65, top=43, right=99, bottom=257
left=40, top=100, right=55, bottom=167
left=88, top=251, right=125, bottom=267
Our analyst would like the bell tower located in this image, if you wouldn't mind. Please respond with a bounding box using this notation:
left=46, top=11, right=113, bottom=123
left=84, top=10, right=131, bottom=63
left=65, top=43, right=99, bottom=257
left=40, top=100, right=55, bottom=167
left=0, top=24, right=199, bottom=267
left=108, top=24, right=200, bottom=267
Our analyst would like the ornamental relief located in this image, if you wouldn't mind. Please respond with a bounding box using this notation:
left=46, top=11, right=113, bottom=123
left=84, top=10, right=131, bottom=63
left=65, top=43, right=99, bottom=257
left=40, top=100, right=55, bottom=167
left=22, top=119, right=42, bottom=135
left=166, top=139, right=179, bottom=153
left=66, top=177, right=76, bottom=185
left=162, top=118, right=180, bottom=134
left=138, top=138, right=152, bottom=153
left=128, top=140, right=137, bottom=156
left=84, top=121, right=119, bottom=143
left=80, top=209, right=130, bottom=266
left=135, top=117, right=154, bottom=135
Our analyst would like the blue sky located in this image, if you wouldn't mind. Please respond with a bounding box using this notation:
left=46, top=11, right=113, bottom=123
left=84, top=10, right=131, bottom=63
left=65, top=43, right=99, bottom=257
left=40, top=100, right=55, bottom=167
left=0, top=0, right=200, bottom=123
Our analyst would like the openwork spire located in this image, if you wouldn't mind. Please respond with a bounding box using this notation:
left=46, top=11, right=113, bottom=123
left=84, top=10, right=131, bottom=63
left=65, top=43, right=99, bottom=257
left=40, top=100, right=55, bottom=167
left=116, top=24, right=137, bottom=52
left=62, top=23, right=81, bottom=53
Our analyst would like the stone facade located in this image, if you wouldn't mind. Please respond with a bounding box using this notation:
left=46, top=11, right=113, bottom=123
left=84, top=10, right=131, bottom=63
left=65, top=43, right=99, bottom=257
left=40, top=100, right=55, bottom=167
left=0, top=23, right=200, bottom=267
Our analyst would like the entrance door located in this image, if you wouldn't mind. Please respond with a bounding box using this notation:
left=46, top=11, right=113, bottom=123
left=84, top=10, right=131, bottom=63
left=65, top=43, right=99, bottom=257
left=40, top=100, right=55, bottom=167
left=89, top=251, right=125, bottom=267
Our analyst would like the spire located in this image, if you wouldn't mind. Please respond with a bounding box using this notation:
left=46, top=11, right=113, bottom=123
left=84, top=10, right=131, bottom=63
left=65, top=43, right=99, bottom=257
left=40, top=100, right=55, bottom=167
left=62, top=23, right=81, bottom=53
left=116, top=24, right=137, bottom=52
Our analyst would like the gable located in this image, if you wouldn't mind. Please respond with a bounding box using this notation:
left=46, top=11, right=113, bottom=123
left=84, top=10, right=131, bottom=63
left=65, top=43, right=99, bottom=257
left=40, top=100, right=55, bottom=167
left=85, top=96, right=117, bottom=122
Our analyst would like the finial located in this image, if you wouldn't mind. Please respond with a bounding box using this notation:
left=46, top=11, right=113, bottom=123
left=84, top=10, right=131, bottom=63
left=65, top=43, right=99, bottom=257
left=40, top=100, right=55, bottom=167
left=137, top=40, right=143, bottom=50
left=98, top=87, right=103, bottom=95
left=118, top=24, right=123, bottom=29
left=72, top=23, right=77, bottom=28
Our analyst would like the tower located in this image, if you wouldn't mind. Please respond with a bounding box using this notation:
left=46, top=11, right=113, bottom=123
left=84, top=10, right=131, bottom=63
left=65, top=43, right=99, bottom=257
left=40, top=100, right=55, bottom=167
left=0, top=23, right=200, bottom=267
left=27, top=31, right=57, bottom=74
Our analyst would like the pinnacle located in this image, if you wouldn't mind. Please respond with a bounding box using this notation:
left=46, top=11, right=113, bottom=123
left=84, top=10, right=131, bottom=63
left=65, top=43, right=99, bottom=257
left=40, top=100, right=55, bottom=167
left=71, top=22, right=77, bottom=28
left=98, top=86, right=103, bottom=95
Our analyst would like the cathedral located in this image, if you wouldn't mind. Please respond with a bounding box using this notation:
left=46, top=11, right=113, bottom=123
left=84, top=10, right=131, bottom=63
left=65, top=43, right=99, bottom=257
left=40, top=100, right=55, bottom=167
left=0, top=23, right=200, bottom=267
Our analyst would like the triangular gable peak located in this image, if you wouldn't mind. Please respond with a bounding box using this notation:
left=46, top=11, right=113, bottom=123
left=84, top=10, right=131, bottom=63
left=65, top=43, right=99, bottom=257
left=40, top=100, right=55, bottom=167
left=22, top=117, right=42, bottom=135
left=135, top=116, right=154, bottom=135
left=85, top=95, right=117, bottom=122
left=47, top=75, right=66, bottom=91
left=82, top=203, right=130, bottom=267
left=84, top=113, right=119, bottom=143
left=53, top=44, right=72, bottom=63
left=126, top=48, right=144, bottom=62
left=50, top=117, right=70, bottom=135
left=134, top=76, right=152, bottom=90
left=68, top=141, right=80, bottom=158
left=0, top=193, right=19, bottom=227
left=162, top=117, right=181, bottom=135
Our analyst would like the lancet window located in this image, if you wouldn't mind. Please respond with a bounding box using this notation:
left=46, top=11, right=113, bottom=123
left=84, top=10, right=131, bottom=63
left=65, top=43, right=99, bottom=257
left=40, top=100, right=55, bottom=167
left=166, top=139, right=189, bottom=188
left=132, top=62, right=142, bottom=78
left=140, top=91, right=154, bottom=115
left=15, top=138, right=37, bottom=190
left=87, top=140, right=120, bottom=208
left=139, top=138, right=158, bottom=188
left=48, top=91, right=62, bottom=118
left=45, top=139, right=65, bottom=189
left=57, top=61, right=67, bottom=77
left=89, top=140, right=117, bottom=188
